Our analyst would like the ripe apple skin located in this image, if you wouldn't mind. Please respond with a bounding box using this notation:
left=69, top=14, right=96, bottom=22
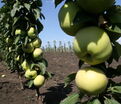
left=27, top=27, right=37, bottom=38
left=22, top=43, right=34, bottom=53
left=21, top=60, right=30, bottom=70
left=25, top=69, right=37, bottom=79
left=73, top=26, right=112, bottom=65
left=32, top=38, right=42, bottom=48
left=33, top=48, right=43, bottom=60
left=34, top=75, right=45, bottom=87
left=75, top=67, right=108, bottom=95
left=15, top=29, right=24, bottom=35
left=58, top=1, right=84, bottom=36
left=77, top=0, right=114, bottom=14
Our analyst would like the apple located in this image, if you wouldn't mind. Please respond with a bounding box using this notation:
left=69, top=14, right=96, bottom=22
left=77, top=0, right=114, bottom=14
left=33, top=48, right=43, bottom=60
left=73, top=26, right=112, bottom=65
left=75, top=67, right=108, bottom=95
left=27, top=27, right=37, bottom=38
left=32, top=38, right=42, bottom=48
left=25, top=69, right=37, bottom=79
left=21, top=59, right=30, bottom=70
left=58, top=1, right=85, bottom=36
left=22, top=43, right=34, bottom=53
left=15, top=29, right=24, bottom=35
left=34, top=75, right=45, bottom=87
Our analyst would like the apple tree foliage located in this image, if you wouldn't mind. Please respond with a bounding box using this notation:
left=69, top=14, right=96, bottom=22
left=0, top=0, right=52, bottom=89
left=55, top=0, right=121, bottom=104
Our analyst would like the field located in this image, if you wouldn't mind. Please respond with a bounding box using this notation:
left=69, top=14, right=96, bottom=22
left=0, top=52, right=121, bottom=104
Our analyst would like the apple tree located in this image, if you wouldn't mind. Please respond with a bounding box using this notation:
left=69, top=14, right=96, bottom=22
left=0, top=0, right=52, bottom=102
left=55, top=0, right=121, bottom=104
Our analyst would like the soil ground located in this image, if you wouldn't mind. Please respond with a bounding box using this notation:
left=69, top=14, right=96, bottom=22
left=0, top=52, right=121, bottom=104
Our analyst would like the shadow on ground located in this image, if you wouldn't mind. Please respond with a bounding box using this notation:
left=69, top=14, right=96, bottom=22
left=41, top=83, right=73, bottom=104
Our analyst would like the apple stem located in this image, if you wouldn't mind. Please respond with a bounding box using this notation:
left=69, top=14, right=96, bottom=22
left=36, top=88, right=43, bottom=104
left=17, top=71, right=24, bottom=90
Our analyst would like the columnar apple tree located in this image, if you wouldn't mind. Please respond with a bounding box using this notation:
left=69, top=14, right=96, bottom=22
left=0, top=0, right=51, bottom=99
left=55, top=0, right=121, bottom=104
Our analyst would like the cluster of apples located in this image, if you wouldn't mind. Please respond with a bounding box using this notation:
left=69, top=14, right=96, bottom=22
left=13, top=27, right=45, bottom=87
left=58, top=0, right=114, bottom=95
left=21, top=27, right=45, bottom=87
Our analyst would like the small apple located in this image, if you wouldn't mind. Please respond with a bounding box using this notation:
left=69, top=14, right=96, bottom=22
left=77, top=0, right=114, bottom=14
left=34, top=75, right=45, bottom=87
left=25, top=69, right=37, bottom=79
left=33, top=48, right=43, bottom=60
left=15, top=29, right=24, bottom=35
left=58, top=1, right=85, bottom=36
left=27, top=27, right=37, bottom=38
left=73, top=26, right=112, bottom=65
left=21, top=59, right=30, bottom=70
left=22, top=43, right=34, bottom=53
left=32, top=38, right=42, bottom=48
left=75, top=67, right=108, bottom=95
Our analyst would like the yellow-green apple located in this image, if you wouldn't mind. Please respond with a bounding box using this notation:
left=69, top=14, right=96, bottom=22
left=27, top=27, right=37, bottom=38
left=73, top=26, right=112, bottom=65
left=32, top=38, right=42, bottom=48
left=21, top=59, right=30, bottom=70
left=77, top=0, right=114, bottom=14
left=75, top=67, right=108, bottom=95
left=34, top=75, right=45, bottom=87
left=33, top=48, right=43, bottom=60
left=58, top=1, right=85, bottom=36
left=22, top=43, right=34, bottom=53
left=25, top=69, right=37, bottom=79
left=15, top=29, right=24, bottom=35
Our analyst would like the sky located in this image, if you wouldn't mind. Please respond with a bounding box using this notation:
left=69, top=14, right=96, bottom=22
left=0, top=0, right=121, bottom=47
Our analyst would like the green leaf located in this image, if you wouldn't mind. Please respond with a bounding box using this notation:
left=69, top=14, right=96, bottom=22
left=31, top=62, right=46, bottom=75
left=33, top=8, right=41, bottom=20
left=88, top=99, right=101, bottom=104
left=108, top=85, right=121, bottom=94
left=11, top=0, right=22, bottom=17
left=24, top=36, right=29, bottom=46
left=106, top=5, right=121, bottom=24
left=113, top=42, right=121, bottom=60
left=107, top=25, right=121, bottom=34
left=64, top=73, right=76, bottom=87
left=38, top=62, right=46, bottom=75
left=25, top=80, right=34, bottom=88
left=41, top=58, right=48, bottom=67
left=60, top=93, right=79, bottom=104
left=55, top=0, right=64, bottom=7
left=45, top=71, right=53, bottom=79
left=24, top=3, right=31, bottom=11
left=13, top=17, right=20, bottom=26
left=104, top=98, right=120, bottom=104
left=14, top=35, right=20, bottom=44
left=36, top=20, right=43, bottom=34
